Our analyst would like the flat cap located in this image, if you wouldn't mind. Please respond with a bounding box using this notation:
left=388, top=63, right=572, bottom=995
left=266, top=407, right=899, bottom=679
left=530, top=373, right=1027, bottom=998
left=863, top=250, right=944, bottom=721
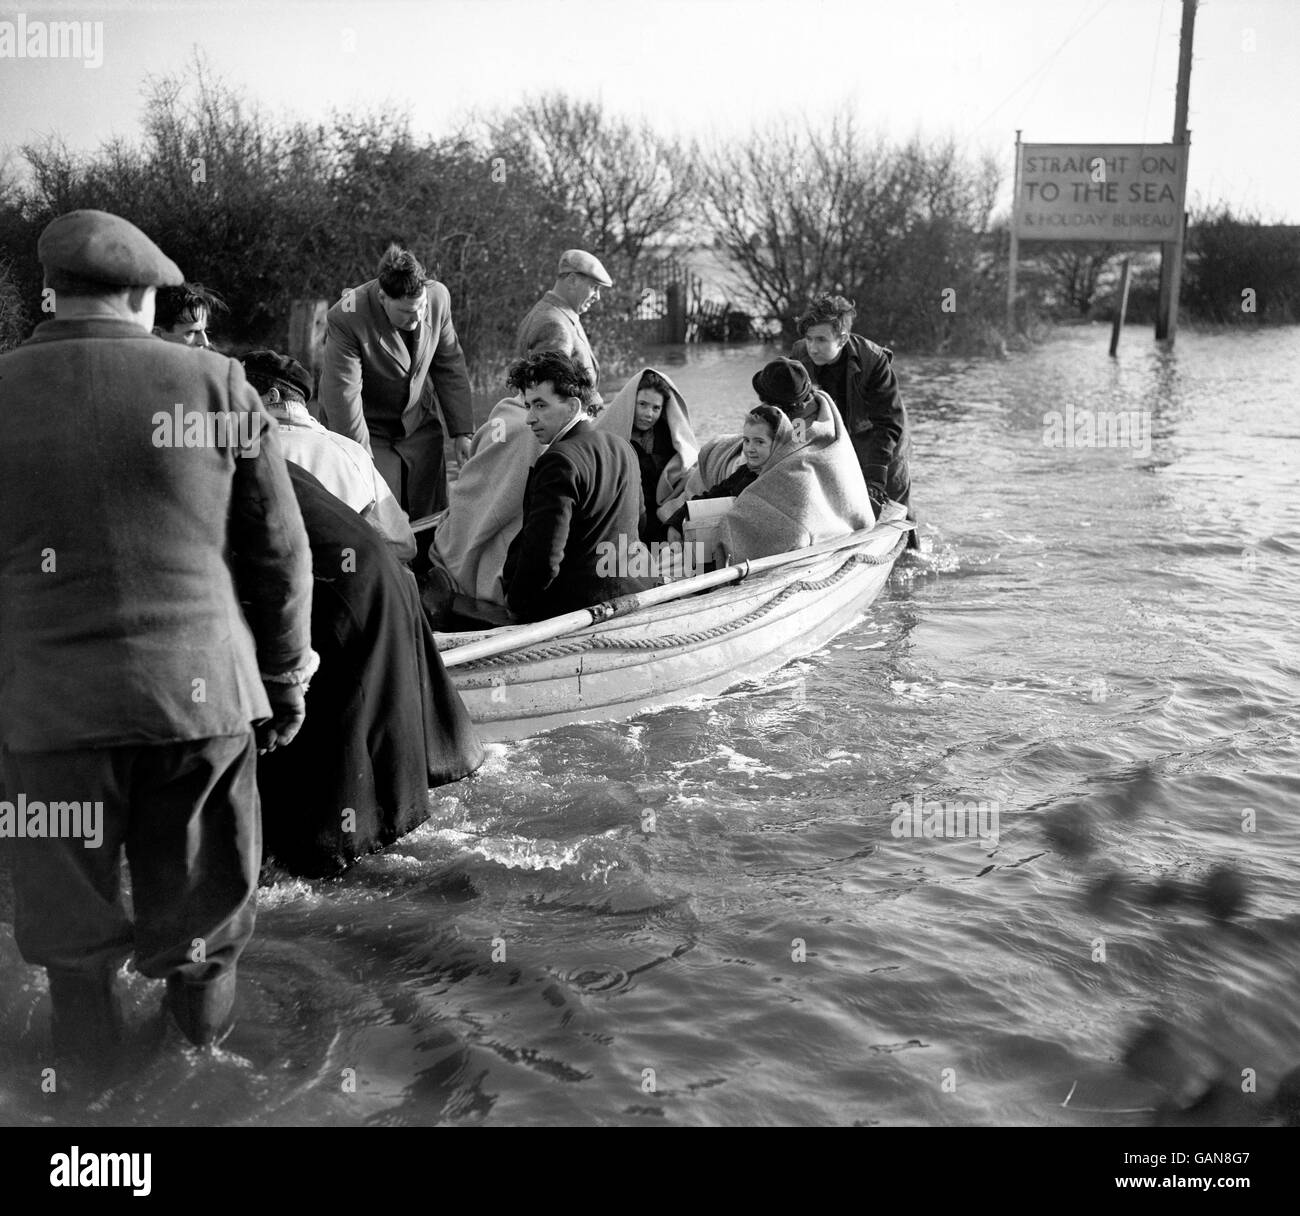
left=558, top=249, right=613, bottom=287
left=241, top=350, right=314, bottom=402
left=38, top=209, right=183, bottom=288
left=752, top=357, right=814, bottom=409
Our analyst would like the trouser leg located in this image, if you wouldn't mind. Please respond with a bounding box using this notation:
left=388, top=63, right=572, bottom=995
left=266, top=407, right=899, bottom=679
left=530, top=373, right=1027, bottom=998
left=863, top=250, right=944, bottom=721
left=885, top=453, right=920, bottom=551
left=3, top=747, right=133, bottom=1053
left=124, top=734, right=261, bottom=1046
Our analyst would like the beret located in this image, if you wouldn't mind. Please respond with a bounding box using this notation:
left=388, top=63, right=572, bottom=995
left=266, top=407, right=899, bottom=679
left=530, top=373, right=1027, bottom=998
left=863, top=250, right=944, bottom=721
left=557, top=249, right=613, bottom=287
left=240, top=350, right=314, bottom=402
left=752, top=357, right=813, bottom=408
left=38, top=209, right=183, bottom=288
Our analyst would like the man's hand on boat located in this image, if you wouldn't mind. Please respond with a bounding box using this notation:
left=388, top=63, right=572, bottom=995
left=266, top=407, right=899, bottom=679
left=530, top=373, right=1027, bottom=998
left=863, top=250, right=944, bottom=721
left=257, top=684, right=307, bottom=754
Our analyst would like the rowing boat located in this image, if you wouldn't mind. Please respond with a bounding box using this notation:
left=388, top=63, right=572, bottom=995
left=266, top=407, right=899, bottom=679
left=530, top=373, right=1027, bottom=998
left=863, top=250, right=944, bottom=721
left=432, top=519, right=911, bottom=742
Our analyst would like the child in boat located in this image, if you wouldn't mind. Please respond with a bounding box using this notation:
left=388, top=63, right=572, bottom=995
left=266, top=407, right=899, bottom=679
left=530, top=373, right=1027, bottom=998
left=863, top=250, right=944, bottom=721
left=665, top=405, right=788, bottom=537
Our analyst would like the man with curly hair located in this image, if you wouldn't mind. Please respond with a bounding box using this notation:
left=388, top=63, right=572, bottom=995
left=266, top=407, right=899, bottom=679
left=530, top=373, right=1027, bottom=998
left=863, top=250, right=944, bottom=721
left=502, top=351, right=654, bottom=622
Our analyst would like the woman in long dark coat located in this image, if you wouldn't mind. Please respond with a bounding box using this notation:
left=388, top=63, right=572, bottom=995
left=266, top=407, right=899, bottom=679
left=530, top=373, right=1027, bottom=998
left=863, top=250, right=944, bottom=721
left=257, top=464, right=484, bottom=877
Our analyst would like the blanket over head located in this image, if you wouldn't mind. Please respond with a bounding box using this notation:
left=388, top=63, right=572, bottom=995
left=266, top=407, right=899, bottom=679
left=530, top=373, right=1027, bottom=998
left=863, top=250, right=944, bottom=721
left=715, top=389, right=874, bottom=562
left=433, top=395, right=536, bottom=604
left=683, top=434, right=745, bottom=499
left=598, top=366, right=699, bottom=523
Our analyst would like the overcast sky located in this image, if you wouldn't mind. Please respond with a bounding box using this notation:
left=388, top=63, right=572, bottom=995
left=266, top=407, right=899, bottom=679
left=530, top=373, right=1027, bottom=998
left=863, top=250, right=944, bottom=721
left=1, top=0, right=1296, bottom=220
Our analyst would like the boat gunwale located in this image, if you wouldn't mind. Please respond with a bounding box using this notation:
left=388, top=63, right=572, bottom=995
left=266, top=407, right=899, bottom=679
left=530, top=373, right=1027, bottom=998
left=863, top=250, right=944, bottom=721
left=433, top=524, right=906, bottom=653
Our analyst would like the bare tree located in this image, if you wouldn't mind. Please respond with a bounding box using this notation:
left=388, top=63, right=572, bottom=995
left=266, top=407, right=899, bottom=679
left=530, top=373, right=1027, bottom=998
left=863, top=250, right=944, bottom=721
left=698, top=109, right=1001, bottom=343
left=485, top=95, right=697, bottom=269
left=1034, top=244, right=1120, bottom=316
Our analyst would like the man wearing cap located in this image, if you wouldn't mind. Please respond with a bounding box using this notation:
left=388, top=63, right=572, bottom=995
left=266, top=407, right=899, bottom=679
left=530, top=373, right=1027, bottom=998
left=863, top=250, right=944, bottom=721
left=319, top=245, right=474, bottom=519
left=516, top=250, right=613, bottom=398
left=790, top=294, right=918, bottom=548
left=0, top=209, right=314, bottom=1053
left=241, top=349, right=417, bottom=562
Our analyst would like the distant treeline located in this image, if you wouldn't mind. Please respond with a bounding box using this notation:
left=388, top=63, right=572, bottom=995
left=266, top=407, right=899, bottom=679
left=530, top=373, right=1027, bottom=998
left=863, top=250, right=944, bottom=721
left=0, top=60, right=1294, bottom=372
left=1012, top=210, right=1300, bottom=326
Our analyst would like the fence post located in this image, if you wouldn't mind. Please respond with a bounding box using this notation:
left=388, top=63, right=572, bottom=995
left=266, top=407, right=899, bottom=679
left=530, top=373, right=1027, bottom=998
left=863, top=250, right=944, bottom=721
left=288, top=298, right=329, bottom=389
left=665, top=280, right=687, bottom=344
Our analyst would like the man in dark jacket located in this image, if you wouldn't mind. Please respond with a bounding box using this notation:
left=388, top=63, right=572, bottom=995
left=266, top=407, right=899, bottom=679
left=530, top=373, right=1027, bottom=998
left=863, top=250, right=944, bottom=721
left=319, top=245, right=474, bottom=517
left=791, top=294, right=918, bottom=547
left=0, top=210, right=314, bottom=1052
left=502, top=352, right=655, bottom=622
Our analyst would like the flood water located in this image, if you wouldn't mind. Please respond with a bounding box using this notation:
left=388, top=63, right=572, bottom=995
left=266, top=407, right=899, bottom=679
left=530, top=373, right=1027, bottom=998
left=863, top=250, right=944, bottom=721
left=3, top=326, right=1298, bottom=1126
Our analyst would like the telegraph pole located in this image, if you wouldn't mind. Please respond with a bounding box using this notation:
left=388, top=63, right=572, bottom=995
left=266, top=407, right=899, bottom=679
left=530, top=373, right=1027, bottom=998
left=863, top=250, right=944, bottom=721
left=1155, top=0, right=1197, bottom=342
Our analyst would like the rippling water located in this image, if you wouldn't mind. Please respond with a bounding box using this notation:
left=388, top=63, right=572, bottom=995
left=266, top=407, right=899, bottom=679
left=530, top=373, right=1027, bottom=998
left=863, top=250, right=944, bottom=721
left=3, top=326, right=1298, bottom=1126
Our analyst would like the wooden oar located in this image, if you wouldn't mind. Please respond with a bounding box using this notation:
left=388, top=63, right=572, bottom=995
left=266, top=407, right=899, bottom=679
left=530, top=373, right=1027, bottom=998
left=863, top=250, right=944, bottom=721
left=438, top=519, right=911, bottom=669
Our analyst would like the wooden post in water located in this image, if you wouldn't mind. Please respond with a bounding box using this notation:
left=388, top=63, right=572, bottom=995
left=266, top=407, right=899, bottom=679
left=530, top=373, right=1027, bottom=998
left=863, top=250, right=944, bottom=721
left=1006, top=130, right=1023, bottom=336
left=1109, top=258, right=1132, bottom=357
left=1156, top=0, right=1197, bottom=342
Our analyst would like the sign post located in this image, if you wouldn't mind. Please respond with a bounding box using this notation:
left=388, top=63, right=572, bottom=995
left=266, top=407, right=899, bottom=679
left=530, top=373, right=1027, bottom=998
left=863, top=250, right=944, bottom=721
left=1156, top=0, right=1198, bottom=341
left=1009, top=140, right=1189, bottom=349
left=1007, top=130, right=1022, bottom=335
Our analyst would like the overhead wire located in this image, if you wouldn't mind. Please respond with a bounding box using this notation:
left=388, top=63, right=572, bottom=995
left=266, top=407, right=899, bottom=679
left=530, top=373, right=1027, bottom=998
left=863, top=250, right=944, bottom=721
left=965, top=0, right=1121, bottom=137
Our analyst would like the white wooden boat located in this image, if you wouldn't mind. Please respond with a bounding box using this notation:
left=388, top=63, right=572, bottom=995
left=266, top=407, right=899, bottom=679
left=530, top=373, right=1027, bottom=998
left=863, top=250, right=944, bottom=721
left=433, top=520, right=911, bottom=742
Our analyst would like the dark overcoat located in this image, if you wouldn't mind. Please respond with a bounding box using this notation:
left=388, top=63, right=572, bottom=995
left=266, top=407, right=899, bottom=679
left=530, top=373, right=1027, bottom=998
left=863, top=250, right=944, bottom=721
left=257, top=465, right=484, bottom=877
left=503, top=422, right=654, bottom=622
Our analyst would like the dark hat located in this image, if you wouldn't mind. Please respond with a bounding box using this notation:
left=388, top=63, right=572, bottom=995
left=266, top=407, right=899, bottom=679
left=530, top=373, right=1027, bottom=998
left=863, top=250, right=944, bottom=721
left=558, top=249, right=613, bottom=287
left=752, top=357, right=813, bottom=408
left=38, top=209, right=183, bottom=288
left=240, top=350, right=314, bottom=402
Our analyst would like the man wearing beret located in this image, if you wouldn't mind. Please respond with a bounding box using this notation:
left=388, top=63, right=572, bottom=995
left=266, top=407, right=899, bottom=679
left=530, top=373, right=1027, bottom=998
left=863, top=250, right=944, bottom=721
left=318, top=245, right=474, bottom=519
left=516, top=249, right=613, bottom=401
left=0, top=210, right=315, bottom=1053
left=241, top=349, right=417, bottom=562
left=790, top=294, right=919, bottom=548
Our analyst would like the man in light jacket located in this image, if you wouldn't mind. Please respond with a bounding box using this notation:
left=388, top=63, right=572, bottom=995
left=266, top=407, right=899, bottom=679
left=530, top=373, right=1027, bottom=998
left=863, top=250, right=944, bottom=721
left=516, top=249, right=613, bottom=401
left=319, top=246, right=475, bottom=517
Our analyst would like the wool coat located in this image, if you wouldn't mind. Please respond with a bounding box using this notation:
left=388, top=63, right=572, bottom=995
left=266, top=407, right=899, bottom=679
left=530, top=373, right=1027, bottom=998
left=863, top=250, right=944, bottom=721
left=0, top=318, right=313, bottom=751
left=502, top=421, right=655, bottom=622
left=319, top=278, right=474, bottom=516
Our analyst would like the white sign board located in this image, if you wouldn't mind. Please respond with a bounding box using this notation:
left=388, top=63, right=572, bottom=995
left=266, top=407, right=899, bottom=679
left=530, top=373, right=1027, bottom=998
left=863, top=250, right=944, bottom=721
left=1013, top=143, right=1187, bottom=242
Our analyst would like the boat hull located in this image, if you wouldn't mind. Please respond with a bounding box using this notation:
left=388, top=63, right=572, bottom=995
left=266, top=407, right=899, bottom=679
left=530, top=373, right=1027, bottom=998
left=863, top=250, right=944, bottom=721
left=434, top=525, right=906, bottom=742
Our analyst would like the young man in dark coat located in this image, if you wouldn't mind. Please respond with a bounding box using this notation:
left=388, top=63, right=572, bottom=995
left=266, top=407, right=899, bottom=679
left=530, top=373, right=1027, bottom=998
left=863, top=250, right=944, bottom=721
left=790, top=294, right=919, bottom=547
left=318, top=245, right=475, bottom=517
left=0, top=210, right=314, bottom=1052
left=502, top=352, right=656, bottom=622
left=256, top=463, right=484, bottom=878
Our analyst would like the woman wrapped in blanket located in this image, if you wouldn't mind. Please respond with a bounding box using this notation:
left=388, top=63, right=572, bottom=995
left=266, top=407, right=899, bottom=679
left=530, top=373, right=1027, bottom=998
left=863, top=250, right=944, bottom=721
left=596, top=367, right=698, bottom=542
left=664, top=405, right=788, bottom=539
left=711, top=357, right=875, bottom=565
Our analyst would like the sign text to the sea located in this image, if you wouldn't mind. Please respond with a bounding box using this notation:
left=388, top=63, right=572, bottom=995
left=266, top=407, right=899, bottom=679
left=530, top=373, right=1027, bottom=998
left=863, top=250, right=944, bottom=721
left=1013, top=143, right=1187, bottom=242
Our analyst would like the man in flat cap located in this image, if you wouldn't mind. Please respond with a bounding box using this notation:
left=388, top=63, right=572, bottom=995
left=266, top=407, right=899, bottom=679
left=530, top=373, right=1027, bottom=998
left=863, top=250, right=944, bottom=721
left=516, top=249, right=613, bottom=400
left=318, top=245, right=475, bottom=520
left=0, top=209, right=314, bottom=1054
left=241, top=349, right=416, bottom=562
